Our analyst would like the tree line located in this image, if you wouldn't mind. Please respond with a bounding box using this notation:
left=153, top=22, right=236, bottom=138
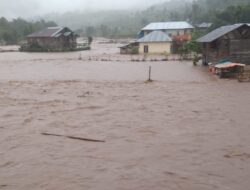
left=76, top=0, right=250, bottom=37
left=1, top=0, right=250, bottom=44
left=0, top=17, right=57, bottom=45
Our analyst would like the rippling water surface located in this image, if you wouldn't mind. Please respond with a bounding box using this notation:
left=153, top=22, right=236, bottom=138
left=0, top=43, right=250, bottom=190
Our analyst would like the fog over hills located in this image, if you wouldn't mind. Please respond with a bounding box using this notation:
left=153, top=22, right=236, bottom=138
left=1, top=0, right=250, bottom=44
left=0, top=0, right=166, bottom=19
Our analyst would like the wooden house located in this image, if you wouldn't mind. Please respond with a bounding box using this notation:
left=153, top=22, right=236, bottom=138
left=197, top=24, right=250, bottom=65
left=136, top=31, right=172, bottom=54
left=24, top=27, right=77, bottom=52
left=138, top=22, right=194, bottom=53
left=119, top=42, right=139, bottom=54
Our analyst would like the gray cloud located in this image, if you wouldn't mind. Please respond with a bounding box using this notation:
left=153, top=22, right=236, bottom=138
left=0, top=0, right=167, bottom=19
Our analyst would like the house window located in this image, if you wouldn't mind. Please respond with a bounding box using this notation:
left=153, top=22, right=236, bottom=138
left=144, top=45, right=149, bottom=53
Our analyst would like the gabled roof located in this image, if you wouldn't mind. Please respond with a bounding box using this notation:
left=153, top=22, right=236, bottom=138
left=142, top=21, right=194, bottom=31
left=197, top=22, right=213, bottom=28
left=197, top=23, right=250, bottom=43
left=119, top=42, right=139, bottom=49
left=137, top=31, right=172, bottom=43
left=27, top=27, right=65, bottom=38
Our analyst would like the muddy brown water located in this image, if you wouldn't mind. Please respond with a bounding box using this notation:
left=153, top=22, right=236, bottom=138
left=0, top=42, right=250, bottom=190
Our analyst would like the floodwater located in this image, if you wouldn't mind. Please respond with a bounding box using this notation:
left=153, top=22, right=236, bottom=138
left=0, top=41, right=250, bottom=190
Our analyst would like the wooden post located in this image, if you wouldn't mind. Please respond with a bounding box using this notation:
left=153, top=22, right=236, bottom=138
left=148, top=66, right=151, bottom=81
left=78, top=53, right=82, bottom=60
left=146, top=66, right=153, bottom=82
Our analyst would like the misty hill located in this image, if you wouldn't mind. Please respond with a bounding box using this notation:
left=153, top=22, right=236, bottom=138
left=0, top=18, right=57, bottom=45
left=1, top=0, right=250, bottom=44
left=43, top=0, right=250, bottom=37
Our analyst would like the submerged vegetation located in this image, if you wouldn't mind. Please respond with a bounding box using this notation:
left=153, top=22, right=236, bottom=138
left=19, top=44, right=90, bottom=52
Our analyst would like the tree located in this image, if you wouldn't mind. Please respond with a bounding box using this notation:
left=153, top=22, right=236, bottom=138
left=0, top=17, right=57, bottom=45
left=88, top=36, right=93, bottom=45
left=100, top=25, right=109, bottom=37
left=85, top=26, right=96, bottom=37
left=191, top=1, right=202, bottom=24
left=212, top=4, right=250, bottom=29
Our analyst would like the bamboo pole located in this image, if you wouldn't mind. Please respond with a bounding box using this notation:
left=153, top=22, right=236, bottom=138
left=147, top=66, right=153, bottom=82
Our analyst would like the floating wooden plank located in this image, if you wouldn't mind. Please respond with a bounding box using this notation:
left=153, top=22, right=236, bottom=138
left=41, top=132, right=105, bottom=143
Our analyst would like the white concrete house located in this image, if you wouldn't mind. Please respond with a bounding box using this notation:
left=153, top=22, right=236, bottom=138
left=138, top=22, right=194, bottom=53
left=139, top=21, right=194, bottom=38
left=137, top=31, right=172, bottom=54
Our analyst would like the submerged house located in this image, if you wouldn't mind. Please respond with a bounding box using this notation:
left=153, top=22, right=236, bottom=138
left=119, top=42, right=139, bottom=54
left=22, top=27, right=78, bottom=52
left=197, top=23, right=250, bottom=65
left=136, top=31, right=172, bottom=54
left=138, top=21, right=194, bottom=53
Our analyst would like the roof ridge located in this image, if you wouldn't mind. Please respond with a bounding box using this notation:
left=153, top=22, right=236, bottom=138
left=137, top=30, right=172, bottom=43
left=142, top=21, right=194, bottom=30
left=197, top=23, right=249, bottom=43
left=26, top=26, right=67, bottom=38
left=51, top=27, right=64, bottom=37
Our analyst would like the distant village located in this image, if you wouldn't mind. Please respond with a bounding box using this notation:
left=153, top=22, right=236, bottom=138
left=9, top=20, right=247, bottom=81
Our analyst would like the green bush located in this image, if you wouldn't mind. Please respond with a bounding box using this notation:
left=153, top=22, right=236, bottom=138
left=131, top=47, right=139, bottom=54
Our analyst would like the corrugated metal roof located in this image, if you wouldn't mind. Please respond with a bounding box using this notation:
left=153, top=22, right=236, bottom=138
left=142, top=22, right=194, bottom=31
left=119, top=42, right=139, bottom=49
left=27, top=27, right=63, bottom=38
left=197, top=23, right=250, bottom=43
left=215, top=63, right=245, bottom=68
left=137, top=31, right=172, bottom=43
left=54, top=33, right=62, bottom=38
left=64, top=32, right=72, bottom=37
left=197, top=22, right=212, bottom=28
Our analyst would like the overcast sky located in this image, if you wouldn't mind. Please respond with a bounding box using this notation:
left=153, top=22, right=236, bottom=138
left=1, top=0, right=167, bottom=19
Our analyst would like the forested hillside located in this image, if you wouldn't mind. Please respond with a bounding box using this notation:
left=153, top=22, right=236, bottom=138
left=46, top=0, right=250, bottom=38
left=151, top=0, right=250, bottom=28
left=1, top=0, right=250, bottom=44
left=0, top=18, right=56, bottom=45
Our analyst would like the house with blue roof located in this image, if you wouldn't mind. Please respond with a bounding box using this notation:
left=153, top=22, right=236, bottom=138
left=136, top=31, right=172, bottom=54
left=139, top=21, right=194, bottom=38
left=138, top=21, right=194, bottom=53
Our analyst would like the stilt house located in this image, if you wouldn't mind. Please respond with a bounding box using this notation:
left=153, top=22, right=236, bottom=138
left=197, top=24, right=250, bottom=65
